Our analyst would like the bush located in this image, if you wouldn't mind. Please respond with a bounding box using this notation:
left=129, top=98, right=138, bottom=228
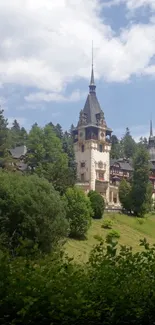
left=136, top=217, right=145, bottom=225
left=94, top=234, right=103, bottom=241
left=0, top=171, right=69, bottom=255
left=106, top=229, right=120, bottom=243
left=64, top=186, right=92, bottom=238
left=2, top=239, right=155, bottom=324
left=88, top=190, right=105, bottom=219
left=102, top=219, right=113, bottom=229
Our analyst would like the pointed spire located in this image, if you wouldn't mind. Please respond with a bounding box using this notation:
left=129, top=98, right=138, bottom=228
left=150, top=118, right=153, bottom=137
left=89, top=41, right=96, bottom=93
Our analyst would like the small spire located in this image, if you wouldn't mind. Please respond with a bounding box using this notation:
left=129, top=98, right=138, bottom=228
left=89, top=40, right=96, bottom=93
left=150, top=118, right=153, bottom=137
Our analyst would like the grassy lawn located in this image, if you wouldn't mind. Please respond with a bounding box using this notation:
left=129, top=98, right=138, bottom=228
left=65, top=212, right=155, bottom=263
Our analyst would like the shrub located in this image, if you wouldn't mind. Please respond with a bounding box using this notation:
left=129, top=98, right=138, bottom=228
left=106, top=229, right=120, bottom=243
left=2, top=239, right=155, bottom=324
left=0, top=171, right=69, bottom=255
left=88, top=190, right=105, bottom=219
left=102, top=219, right=113, bottom=229
left=94, top=234, right=103, bottom=241
left=136, top=217, right=145, bottom=225
left=64, top=186, right=92, bottom=238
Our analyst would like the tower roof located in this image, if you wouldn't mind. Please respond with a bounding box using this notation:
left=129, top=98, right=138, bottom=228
left=150, top=119, right=153, bottom=137
left=81, top=51, right=104, bottom=125
left=83, top=92, right=102, bottom=125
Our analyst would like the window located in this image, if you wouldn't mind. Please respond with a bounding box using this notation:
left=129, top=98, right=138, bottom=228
left=99, top=172, right=104, bottom=180
left=81, top=145, right=84, bottom=152
left=81, top=173, right=85, bottom=182
left=99, top=144, right=102, bottom=152
left=81, top=162, right=85, bottom=168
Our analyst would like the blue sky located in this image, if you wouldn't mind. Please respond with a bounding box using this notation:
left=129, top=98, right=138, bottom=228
left=1, top=0, right=155, bottom=141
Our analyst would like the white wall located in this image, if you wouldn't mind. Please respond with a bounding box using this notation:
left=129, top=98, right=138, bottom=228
left=74, top=139, right=111, bottom=196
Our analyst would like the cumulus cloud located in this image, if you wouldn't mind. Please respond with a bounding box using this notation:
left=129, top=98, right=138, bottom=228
left=25, top=89, right=87, bottom=103
left=0, top=0, right=155, bottom=98
left=103, top=0, right=155, bottom=10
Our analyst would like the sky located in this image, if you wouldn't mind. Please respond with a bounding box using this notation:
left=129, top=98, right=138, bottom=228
left=1, top=0, right=155, bottom=141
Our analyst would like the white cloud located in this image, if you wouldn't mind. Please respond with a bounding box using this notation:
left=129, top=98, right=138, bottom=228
left=25, top=90, right=87, bottom=103
left=102, top=0, right=155, bottom=10
left=0, top=0, right=155, bottom=97
left=7, top=117, right=27, bottom=128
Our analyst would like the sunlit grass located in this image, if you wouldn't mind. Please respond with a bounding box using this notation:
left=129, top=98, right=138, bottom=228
left=65, top=212, right=155, bottom=263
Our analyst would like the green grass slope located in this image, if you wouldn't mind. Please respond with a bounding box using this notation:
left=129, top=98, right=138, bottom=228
left=65, top=212, right=155, bottom=263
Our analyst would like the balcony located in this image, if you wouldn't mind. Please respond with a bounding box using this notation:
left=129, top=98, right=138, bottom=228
left=95, top=178, right=108, bottom=191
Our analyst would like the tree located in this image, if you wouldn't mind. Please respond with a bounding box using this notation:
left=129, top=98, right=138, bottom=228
left=119, top=178, right=132, bottom=212
left=120, top=127, right=136, bottom=159
left=131, top=145, right=152, bottom=217
left=27, top=124, right=70, bottom=194
left=62, top=131, right=77, bottom=186
left=0, top=172, right=69, bottom=255
left=64, top=187, right=92, bottom=238
left=0, top=109, right=9, bottom=163
left=88, top=190, right=105, bottom=219
left=110, top=135, right=121, bottom=159
left=138, top=136, right=148, bottom=148
left=9, top=120, right=28, bottom=147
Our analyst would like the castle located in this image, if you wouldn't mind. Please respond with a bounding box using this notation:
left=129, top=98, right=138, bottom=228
left=72, top=61, right=119, bottom=207
left=72, top=63, right=155, bottom=207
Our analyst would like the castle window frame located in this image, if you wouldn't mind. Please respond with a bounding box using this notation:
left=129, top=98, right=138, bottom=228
left=99, top=144, right=103, bottom=152
left=81, top=144, right=85, bottom=152
left=81, top=162, right=85, bottom=168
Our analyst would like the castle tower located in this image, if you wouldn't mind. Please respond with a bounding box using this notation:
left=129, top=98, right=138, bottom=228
left=72, top=57, right=112, bottom=204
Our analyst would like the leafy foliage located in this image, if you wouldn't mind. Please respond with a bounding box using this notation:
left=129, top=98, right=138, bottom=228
left=64, top=187, right=92, bottom=238
left=106, top=229, right=120, bottom=242
left=1, top=239, right=155, bottom=324
left=0, top=171, right=68, bottom=255
left=119, top=178, right=132, bottom=211
left=101, top=219, right=113, bottom=229
left=88, top=190, right=105, bottom=219
left=26, top=124, right=71, bottom=194
left=131, top=145, right=152, bottom=217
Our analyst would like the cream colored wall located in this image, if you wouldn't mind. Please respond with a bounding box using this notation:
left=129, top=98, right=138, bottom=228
left=74, top=138, right=111, bottom=200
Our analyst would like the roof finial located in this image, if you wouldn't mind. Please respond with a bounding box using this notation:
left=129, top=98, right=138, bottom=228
left=89, top=40, right=96, bottom=93
left=150, top=116, right=153, bottom=137
left=92, top=40, right=94, bottom=68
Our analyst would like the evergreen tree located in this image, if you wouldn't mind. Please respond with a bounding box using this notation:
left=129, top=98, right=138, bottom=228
left=131, top=145, right=152, bottom=217
left=110, top=135, right=121, bottom=159
left=119, top=178, right=132, bottom=212
left=120, top=127, right=136, bottom=159
left=0, top=109, right=10, bottom=167
left=62, top=131, right=77, bottom=186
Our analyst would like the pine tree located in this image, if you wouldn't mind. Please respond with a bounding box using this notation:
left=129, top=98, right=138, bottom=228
left=131, top=145, right=152, bottom=217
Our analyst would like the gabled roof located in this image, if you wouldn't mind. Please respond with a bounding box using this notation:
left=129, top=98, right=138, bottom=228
left=9, top=145, right=27, bottom=159
left=110, top=158, right=133, bottom=171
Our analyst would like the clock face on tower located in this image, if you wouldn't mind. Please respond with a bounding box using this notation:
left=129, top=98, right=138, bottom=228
left=79, top=132, right=83, bottom=137
left=101, top=132, right=104, bottom=137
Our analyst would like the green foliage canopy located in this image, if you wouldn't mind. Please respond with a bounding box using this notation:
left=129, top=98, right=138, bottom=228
left=88, top=190, right=105, bottom=219
left=0, top=172, right=68, bottom=255
left=64, top=187, right=92, bottom=238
